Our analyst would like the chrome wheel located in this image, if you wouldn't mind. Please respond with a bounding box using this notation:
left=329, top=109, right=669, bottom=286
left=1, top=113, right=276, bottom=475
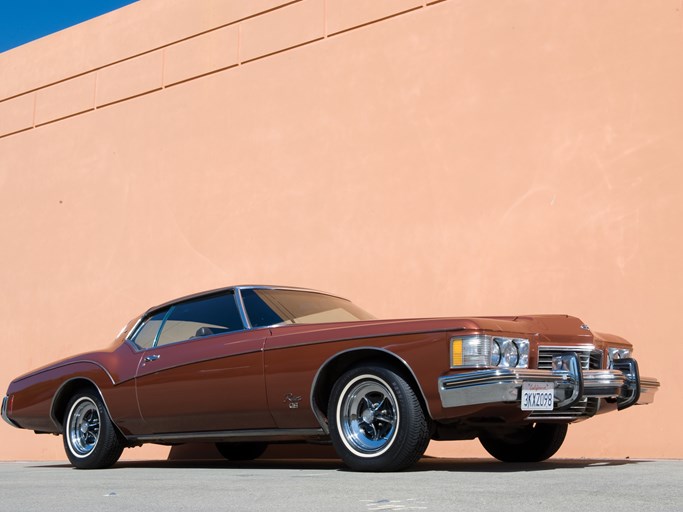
left=337, top=375, right=399, bottom=457
left=62, top=390, right=124, bottom=469
left=66, top=397, right=101, bottom=457
left=329, top=365, right=430, bottom=471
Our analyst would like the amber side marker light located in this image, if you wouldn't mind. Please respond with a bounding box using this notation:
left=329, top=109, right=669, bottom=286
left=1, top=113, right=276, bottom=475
left=452, top=338, right=463, bottom=366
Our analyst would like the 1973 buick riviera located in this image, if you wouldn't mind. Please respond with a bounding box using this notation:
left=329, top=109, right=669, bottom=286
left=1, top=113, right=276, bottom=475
left=2, top=286, right=660, bottom=471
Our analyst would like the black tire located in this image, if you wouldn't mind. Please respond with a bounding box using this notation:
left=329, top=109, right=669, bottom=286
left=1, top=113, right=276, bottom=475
left=216, top=442, right=268, bottom=461
left=62, top=389, right=125, bottom=469
left=328, top=365, right=430, bottom=472
left=479, top=423, right=568, bottom=463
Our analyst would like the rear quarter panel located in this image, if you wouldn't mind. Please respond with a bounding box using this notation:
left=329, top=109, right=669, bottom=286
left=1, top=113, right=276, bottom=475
left=7, top=361, right=115, bottom=433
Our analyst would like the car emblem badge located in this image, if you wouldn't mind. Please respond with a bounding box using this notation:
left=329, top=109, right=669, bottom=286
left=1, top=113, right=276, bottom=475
left=284, top=393, right=302, bottom=409
left=580, top=324, right=591, bottom=330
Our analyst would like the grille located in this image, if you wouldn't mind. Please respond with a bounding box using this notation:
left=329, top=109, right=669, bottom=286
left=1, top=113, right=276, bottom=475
left=530, top=346, right=601, bottom=421
left=537, top=347, right=591, bottom=370
left=528, top=397, right=599, bottom=421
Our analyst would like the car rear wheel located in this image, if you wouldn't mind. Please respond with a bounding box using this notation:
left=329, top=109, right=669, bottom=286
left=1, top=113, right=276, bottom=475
left=215, top=442, right=268, bottom=461
left=62, top=390, right=124, bottom=469
left=479, top=423, right=568, bottom=462
left=328, top=365, right=430, bottom=472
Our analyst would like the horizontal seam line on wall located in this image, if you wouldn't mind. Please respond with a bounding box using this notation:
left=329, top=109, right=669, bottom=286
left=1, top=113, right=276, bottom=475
left=240, top=37, right=326, bottom=65
left=164, top=63, right=240, bottom=89
left=0, top=126, right=33, bottom=140
left=95, top=87, right=164, bottom=109
left=34, top=108, right=96, bottom=128
left=327, top=6, right=425, bottom=37
left=0, top=0, right=304, bottom=105
left=0, top=0, right=442, bottom=139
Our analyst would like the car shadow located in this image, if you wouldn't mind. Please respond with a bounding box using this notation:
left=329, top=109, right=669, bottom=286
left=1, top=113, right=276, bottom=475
left=33, top=456, right=648, bottom=473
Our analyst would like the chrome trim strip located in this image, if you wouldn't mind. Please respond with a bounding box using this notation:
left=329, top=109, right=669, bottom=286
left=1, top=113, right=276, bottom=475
left=234, top=288, right=252, bottom=329
left=12, top=359, right=116, bottom=385
left=267, top=327, right=468, bottom=354
left=124, top=317, right=144, bottom=342
left=2, top=395, right=19, bottom=428
left=538, top=345, right=596, bottom=352
left=233, top=285, right=350, bottom=302
left=49, top=378, right=121, bottom=434
left=583, top=370, right=627, bottom=397
left=127, top=325, right=259, bottom=353
left=438, top=367, right=628, bottom=410
left=637, top=376, right=661, bottom=405
left=152, top=306, right=174, bottom=348
left=128, top=428, right=326, bottom=443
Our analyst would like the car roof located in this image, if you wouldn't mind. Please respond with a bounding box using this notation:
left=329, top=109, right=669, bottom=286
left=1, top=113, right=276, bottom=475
left=144, top=285, right=347, bottom=316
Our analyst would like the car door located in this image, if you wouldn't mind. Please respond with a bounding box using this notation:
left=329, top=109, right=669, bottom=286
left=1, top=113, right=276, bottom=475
left=132, top=291, right=275, bottom=434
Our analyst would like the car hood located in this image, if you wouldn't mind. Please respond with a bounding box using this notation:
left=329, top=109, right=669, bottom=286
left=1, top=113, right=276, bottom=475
left=266, top=314, right=595, bottom=346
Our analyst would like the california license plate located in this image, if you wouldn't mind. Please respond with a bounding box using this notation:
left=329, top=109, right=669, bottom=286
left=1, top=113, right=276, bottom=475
left=521, top=382, right=554, bottom=411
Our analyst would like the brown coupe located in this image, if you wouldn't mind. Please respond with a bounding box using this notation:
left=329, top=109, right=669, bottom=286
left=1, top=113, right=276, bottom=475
left=2, top=285, right=660, bottom=471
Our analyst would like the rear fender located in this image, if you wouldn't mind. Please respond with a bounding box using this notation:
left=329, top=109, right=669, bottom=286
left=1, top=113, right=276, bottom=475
left=8, top=361, right=114, bottom=433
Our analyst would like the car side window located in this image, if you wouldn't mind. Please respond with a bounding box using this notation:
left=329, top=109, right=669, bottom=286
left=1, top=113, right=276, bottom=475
left=155, top=292, right=244, bottom=347
left=129, top=310, right=168, bottom=349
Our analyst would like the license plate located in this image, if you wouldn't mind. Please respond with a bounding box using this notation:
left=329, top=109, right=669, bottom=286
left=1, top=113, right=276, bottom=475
left=521, top=382, right=554, bottom=411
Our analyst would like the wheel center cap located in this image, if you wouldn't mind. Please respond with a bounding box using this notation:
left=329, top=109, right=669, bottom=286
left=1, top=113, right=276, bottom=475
left=80, top=423, right=89, bottom=434
left=362, top=409, right=375, bottom=423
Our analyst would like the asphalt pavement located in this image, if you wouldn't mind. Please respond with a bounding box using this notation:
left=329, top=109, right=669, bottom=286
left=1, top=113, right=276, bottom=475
left=0, top=458, right=681, bottom=512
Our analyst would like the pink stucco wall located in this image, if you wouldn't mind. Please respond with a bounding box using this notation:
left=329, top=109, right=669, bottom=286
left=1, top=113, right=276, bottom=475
left=1, top=0, right=681, bottom=461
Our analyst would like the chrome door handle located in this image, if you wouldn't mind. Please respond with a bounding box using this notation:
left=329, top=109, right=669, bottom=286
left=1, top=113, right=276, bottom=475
left=144, top=354, right=160, bottom=362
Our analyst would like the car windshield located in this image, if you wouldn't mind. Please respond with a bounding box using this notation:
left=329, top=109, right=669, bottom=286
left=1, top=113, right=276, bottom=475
left=241, top=289, right=375, bottom=328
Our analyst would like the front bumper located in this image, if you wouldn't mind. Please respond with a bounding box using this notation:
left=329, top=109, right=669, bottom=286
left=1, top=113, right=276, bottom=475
left=438, top=356, right=660, bottom=415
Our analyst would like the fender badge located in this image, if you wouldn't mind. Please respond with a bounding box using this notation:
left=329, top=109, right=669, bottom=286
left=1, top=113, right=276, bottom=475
left=284, top=393, right=302, bottom=409
left=580, top=324, right=591, bottom=330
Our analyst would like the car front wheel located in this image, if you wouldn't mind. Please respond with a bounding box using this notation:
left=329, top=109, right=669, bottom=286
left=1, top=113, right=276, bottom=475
left=328, top=365, right=430, bottom=472
left=63, top=390, right=124, bottom=469
left=479, top=423, right=568, bottom=462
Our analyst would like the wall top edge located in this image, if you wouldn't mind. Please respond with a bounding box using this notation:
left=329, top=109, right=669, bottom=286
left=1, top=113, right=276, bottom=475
left=0, top=0, right=297, bottom=102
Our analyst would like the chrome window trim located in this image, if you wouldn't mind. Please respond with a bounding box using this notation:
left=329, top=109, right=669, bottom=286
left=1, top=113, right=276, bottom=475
left=129, top=291, right=249, bottom=350
left=125, top=285, right=369, bottom=351
left=126, top=325, right=260, bottom=353
left=152, top=306, right=175, bottom=348
left=234, top=288, right=252, bottom=329
left=124, top=317, right=144, bottom=342
left=133, top=286, right=352, bottom=335
left=126, top=309, right=170, bottom=349
left=237, top=286, right=375, bottom=329
left=146, top=285, right=349, bottom=316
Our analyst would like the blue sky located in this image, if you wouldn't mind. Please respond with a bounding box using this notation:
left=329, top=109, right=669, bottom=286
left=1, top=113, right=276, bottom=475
left=0, top=0, right=138, bottom=54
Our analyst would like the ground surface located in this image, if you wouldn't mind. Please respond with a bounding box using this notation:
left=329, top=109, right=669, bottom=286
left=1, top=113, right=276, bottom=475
left=1, top=458, right=681, bottom=512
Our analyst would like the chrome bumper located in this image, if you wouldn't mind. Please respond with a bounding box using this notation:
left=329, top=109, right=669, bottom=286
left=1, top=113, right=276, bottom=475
left=438, top=356, right=660, bottom=412
left=2, top=395, right=19, bottom=428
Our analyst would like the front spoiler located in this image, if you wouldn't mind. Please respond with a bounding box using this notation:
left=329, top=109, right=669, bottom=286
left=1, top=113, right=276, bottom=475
left=438, top=356, right=659, bottom=413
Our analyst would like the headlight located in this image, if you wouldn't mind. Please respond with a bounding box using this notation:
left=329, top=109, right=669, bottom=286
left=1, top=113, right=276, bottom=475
left=608, top=347, right=632, bottom=368
left=451, top=335, right=529, bottom=368
left=491, top=340, right=501, bottom=366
